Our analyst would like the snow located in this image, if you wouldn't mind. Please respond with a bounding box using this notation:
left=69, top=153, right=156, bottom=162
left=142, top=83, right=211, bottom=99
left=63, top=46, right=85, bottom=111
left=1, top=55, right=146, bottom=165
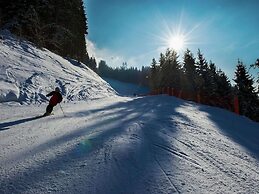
left=1, top=31, right=259, bottom=194
left=0, top=30, right=116, bottom=104
left=103, top=78, right=150, bottom=96
left=1, top=96, right=259, bottom=193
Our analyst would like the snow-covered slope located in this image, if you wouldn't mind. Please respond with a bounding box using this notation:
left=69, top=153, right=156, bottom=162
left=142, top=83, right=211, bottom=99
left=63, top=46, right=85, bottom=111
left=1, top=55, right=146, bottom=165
left=103, top=78, right=150, bottom=96
left=0, top=31, right=116, bottom=104
left=0, top=95, right=259, bottom=194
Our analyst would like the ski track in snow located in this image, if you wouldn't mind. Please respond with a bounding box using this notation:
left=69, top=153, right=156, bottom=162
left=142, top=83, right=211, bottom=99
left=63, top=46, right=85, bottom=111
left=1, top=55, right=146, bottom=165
left=1, top=95, right=259, bottom=194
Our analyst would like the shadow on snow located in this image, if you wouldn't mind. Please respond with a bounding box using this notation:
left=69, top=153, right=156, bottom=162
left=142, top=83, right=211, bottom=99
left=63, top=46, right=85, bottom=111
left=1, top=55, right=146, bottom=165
left=1, top=95, right=258, bottom=193
left=0, top=96, right=186, bottom=193
left=198, top=105, right=259, bottom=159
left=0, top=115, right=45, bottom=131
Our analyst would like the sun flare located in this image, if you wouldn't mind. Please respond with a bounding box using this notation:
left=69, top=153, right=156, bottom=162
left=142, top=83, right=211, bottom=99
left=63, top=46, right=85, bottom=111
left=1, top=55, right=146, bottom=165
left=152, top=12, right=203, bottom=54
left=168, top=34, right=186, bottom=51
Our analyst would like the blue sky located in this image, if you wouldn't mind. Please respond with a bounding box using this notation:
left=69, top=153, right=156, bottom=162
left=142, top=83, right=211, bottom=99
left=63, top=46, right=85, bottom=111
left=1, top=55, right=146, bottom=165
left=84, top=0, right=259, bottom=80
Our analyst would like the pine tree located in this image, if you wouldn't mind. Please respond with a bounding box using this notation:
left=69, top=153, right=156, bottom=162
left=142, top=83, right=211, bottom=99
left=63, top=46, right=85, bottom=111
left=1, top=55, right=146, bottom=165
left=159, top=49, right=181, bottom=89
left=182, top=49, right=197, bottom=92
left=234, top=60, right=259, bottom=121
left=215, top=69, right=232, bottom=108
left=207, top=61, right=218, bottom=97
left=98, top=60, right=110, bottom=76
left=159, top=49, right=171, bottom=88
left=88, top=57, right=97, bottom=72
left=196, top=49, right=209, bottom=95
left=157, top=53, right=165, bottom=88
left=149, top=58, right=159, bottom=90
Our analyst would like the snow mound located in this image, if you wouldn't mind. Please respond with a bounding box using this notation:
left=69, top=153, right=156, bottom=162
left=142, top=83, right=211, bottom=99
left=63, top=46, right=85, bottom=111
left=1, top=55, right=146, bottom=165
left=0, top=30, right=116, bottom=104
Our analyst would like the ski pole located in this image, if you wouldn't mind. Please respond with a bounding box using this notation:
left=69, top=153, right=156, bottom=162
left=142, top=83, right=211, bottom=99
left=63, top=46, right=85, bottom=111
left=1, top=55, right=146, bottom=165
left=59, top=103, right=66, bottom=117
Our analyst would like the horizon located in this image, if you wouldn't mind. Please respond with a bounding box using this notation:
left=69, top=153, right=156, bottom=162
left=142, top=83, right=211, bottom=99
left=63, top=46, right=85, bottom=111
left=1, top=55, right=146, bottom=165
left=84, top=0, right=259, bottom=81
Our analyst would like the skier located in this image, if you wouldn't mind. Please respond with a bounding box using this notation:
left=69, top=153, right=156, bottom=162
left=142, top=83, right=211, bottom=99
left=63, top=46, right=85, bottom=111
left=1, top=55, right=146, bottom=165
left=44, top=87, right=63, bottom=116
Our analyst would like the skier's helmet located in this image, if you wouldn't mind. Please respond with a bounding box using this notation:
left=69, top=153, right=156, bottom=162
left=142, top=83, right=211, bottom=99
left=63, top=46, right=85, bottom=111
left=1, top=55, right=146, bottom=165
left=55, top=87, right=60, bottom=92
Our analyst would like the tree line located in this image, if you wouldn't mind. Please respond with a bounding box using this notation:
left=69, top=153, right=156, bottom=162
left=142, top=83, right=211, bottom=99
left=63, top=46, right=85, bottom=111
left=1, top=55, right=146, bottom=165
left=97, top=48, right=258, bottom=121
left=0, top=0, right=88, bottom=63
left=149, top=48, right=258, bottom=121
left=98, top=60, right=149, bottom=86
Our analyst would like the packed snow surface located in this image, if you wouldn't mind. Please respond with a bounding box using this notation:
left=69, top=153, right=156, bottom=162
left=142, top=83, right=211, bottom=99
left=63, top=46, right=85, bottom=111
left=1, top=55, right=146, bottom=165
left=1, top=95, right=259, bottom=194
left=0, top=31, right=116, bottom=104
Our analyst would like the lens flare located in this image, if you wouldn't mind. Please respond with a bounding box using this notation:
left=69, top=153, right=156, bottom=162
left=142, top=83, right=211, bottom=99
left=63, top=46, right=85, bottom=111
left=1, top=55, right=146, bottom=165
left=148, top=11, right=204, bottom=55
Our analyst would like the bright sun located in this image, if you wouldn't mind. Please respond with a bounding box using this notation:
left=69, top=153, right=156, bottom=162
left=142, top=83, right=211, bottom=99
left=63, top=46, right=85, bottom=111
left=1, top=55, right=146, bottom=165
left=168, top=34, right=186, bottom=51
left=155, top=14, right=200, bottom=53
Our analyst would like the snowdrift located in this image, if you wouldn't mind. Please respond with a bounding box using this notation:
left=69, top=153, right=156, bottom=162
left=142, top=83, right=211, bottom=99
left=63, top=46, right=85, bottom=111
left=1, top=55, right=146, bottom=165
left=0, top=31, right=116, bottom=104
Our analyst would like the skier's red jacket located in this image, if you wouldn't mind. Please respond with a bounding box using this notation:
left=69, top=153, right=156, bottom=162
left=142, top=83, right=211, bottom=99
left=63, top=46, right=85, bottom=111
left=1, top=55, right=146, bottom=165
left=46, top=91, right=63, bottom=106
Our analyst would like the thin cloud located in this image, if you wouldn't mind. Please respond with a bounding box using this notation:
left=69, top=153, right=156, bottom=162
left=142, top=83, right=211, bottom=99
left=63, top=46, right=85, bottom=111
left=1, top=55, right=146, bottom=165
left=86, top=38, right=125, bottom=68
left=85, top=38, right=149, bottom=68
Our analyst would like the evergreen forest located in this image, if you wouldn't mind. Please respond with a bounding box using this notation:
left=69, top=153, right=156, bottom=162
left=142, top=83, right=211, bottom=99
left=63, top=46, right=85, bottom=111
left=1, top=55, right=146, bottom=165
left=0, top=0, right=88, bottom=62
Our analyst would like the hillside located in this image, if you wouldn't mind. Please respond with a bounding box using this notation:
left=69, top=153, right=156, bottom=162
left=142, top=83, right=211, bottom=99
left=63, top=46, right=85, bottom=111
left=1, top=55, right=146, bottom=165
left=0, top=31, right=259, bottom=194
left=0, top=30, right=116, bottom=104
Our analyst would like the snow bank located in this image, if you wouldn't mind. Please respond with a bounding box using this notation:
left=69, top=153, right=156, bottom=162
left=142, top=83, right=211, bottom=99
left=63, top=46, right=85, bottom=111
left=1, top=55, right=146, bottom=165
left=0, top=30, right=116, bottom=104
